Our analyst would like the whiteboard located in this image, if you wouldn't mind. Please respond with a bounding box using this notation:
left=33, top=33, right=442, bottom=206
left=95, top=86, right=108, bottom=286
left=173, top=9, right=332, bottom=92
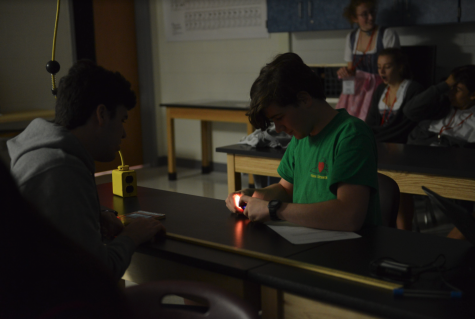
left=163, top=0, right=269, bottom=42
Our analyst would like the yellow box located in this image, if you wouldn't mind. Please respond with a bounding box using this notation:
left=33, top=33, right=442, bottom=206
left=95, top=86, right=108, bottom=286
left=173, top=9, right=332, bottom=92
left=112, top=169, right=137, bottom=197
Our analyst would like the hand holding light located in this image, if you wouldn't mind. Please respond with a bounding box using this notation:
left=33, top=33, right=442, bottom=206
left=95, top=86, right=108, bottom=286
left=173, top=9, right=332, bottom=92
left=226, top=189, right=255, bottom=214
left=233, top=194, right=247, bottom=212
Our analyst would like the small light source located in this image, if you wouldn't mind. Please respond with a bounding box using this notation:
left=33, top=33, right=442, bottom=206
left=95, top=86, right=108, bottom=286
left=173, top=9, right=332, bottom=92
left=233, top=194, right=245, bottom=212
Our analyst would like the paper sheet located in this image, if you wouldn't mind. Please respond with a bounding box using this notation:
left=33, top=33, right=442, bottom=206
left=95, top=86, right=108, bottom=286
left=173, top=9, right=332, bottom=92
left=266, top=221, right=361, bottom=245
left=163, top=0, right=269, bottom=42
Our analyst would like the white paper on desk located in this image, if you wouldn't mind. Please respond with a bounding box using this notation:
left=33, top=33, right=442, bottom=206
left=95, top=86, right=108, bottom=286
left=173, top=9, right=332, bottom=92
left=265, top=221, right=360, bottom=244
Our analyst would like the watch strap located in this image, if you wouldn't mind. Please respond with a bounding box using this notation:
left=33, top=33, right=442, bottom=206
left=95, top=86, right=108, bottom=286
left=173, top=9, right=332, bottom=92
left=268, top=200, right=282, bottom=221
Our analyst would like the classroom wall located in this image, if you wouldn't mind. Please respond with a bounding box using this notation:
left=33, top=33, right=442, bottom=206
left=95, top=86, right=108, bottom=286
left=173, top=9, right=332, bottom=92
left=150, top=0, right=288, bottom=166
left=292, top=23, right=475, bottom=83
left=0, top=0, right=74, bottom=129
left=1, top=2, right=474, bottom=168
left=150, top=0, right=475, bottom=167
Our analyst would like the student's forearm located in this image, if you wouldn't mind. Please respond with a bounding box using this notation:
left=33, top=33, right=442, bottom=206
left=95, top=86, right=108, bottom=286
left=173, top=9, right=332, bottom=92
left=253, top=183, right=292, bottom=202
left=277, top=200, right=367, bottom=232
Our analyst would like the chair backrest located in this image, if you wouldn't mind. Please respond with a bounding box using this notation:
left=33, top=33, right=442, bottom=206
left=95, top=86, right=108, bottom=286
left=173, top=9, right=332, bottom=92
left=125, top=280, right=259, bottom=319
left=378, top=173, right=400, bottom=228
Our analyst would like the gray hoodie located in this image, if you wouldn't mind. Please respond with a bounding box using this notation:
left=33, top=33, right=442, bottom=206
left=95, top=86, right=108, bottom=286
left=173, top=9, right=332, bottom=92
left=7, top=118, right=135, bottom=279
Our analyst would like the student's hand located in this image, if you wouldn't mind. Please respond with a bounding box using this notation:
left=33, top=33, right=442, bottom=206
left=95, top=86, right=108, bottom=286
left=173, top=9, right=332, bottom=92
left=100, top=210, right=124, bottom=240
left=225, top=188, right=255, bottom=213
left=240, top=195, right=271, bottom=222
left=337, top=67, right=355, bottom=80
left=445, top=74, right=456, bottom=88
left=120, top=217, right=166, bottom=246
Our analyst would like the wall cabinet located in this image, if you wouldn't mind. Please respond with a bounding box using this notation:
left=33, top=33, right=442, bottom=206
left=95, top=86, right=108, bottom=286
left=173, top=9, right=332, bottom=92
left=267, top=0, right=350, bottom=32
left=290, top=0, right=309, bottom=32
left=306, top=0, right=350, bottom=31
left=460, top=0, right=475, bottom=23
left=268, top=0, right=468, bottom=33
left=267, top=0, right=291, bottom=32
left=376, top=0, right=458, bottom=27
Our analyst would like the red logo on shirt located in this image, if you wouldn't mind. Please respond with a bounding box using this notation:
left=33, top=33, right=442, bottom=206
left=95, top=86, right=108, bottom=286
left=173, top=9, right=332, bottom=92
left=310, top=160, right=328, bottom=178
left=318, top=162, right=325, bottom=173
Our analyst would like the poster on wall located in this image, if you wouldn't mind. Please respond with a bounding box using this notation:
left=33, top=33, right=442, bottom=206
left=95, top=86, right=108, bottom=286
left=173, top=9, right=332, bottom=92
left=163, top=0, right=268, bottom=42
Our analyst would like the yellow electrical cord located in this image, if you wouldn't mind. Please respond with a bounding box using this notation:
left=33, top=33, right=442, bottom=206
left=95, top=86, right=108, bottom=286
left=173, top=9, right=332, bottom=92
left=118, top=151, right=129, bottom=171
left=118, top=151, right=125, bottom=167
left=51, top=0, right=61, bottom=98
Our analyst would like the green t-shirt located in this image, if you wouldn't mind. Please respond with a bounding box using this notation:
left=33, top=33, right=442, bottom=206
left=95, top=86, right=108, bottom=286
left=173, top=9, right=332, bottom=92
left=277, top=109, right=381, bottom=227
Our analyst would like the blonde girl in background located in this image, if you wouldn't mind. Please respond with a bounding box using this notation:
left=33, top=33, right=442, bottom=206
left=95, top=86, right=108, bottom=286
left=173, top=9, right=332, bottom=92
left=336, top=0, right=400, bottom=120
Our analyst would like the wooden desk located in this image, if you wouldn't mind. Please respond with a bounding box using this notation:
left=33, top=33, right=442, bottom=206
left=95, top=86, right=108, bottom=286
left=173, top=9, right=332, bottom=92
left=97, top=183, right=317, bottom=310
left=97, top=183, right=475, bottom=319
left=217, top=143, right=475, bottom=201
left=0, top=110, right=56, bottom=138
left=0, top=109, right=55, bottom=124
left=252, top=227, right=475, bottom=319
left=160, top=101, right=254, bottom=181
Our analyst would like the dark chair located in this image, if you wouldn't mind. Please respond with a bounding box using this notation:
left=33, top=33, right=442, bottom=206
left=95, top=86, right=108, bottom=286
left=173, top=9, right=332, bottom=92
left=378, top=173, right=400, bottom=228
left=125, top=280, right=259, bottom=319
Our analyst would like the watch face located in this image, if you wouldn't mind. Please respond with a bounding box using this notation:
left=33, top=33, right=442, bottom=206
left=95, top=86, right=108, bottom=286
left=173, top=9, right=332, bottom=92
left=269, top=200, right=277, bottom=208
left=268, top=200, right=282, bottom=210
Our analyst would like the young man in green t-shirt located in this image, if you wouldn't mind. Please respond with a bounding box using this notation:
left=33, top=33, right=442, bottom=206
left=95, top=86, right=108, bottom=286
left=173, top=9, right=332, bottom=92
left=225, top=52, right=381, bottom=231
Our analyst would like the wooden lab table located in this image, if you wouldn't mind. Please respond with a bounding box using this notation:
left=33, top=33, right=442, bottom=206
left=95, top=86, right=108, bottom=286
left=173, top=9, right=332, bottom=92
left=251, top=227, right=475, bottom=319
left=217, top=143, right=475, bottom=201
left=0, top=109, right=55, bottom=124
left=97, top=183, right=319, bottom=310
left=97, top=183, right=475, bottom=319
left=160, top=101, right=254, bottom=181
left=0, top=109, right=55, bottom=137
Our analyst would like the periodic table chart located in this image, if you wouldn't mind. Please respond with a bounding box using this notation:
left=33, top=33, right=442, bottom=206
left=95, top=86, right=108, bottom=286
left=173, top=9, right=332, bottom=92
left=163, top=0, right=269, bottom=41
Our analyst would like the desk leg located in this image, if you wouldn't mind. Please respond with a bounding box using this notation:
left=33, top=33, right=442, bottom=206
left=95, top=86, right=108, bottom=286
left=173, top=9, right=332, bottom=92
left=247, top=123, right=255, bottom=188
left=261, top=286, right=283, bottom=319
left=262, top=286, right=379, bottom=319
left=227, top=154, right=241, bottom=193
left=201, top=120, right=211, bottom=174
left=166, top=109, right=177, bottom=180
left=282, top=291, right=379, bottom=319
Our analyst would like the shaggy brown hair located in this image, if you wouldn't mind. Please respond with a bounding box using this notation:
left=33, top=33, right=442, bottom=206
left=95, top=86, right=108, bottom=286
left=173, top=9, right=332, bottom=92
left=247, top=53, right=325, bottom=130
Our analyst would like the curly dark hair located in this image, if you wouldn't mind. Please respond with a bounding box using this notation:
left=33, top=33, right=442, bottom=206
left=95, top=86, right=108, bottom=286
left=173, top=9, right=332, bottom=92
left=452, top=65, right=475, bottom=94
left=247, top=52, right=326, bottom=130
left=54, top=60, right=136, bottom=129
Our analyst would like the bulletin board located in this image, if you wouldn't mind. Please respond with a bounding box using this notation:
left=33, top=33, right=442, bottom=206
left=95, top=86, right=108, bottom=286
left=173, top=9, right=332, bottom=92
left=163, top=0, right=269, bottom=42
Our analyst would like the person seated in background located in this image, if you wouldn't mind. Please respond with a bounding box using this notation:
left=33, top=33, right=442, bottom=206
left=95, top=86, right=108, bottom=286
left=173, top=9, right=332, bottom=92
left=0, top=161, right=128, bottom=319
left=7, top=61, right=165, bottom=280
left=365, top=48, right=424, bottom=143
left=407, top=65, right=475, bottom=147
left=336, top=0, right=400, bottom=120
left=225, top=52, right=381, bottom=231
left=407, top=65, right=475, bottom=237
left=365, top=48, right=426, bottom=231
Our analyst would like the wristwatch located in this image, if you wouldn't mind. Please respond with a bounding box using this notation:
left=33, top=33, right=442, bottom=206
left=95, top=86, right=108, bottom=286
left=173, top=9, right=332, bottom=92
left=268, top=200, right=282, bottom=221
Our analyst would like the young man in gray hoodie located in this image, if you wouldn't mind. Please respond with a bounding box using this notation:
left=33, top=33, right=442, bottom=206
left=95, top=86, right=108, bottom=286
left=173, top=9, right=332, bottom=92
left=8, top=61, right=165, bottom=280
